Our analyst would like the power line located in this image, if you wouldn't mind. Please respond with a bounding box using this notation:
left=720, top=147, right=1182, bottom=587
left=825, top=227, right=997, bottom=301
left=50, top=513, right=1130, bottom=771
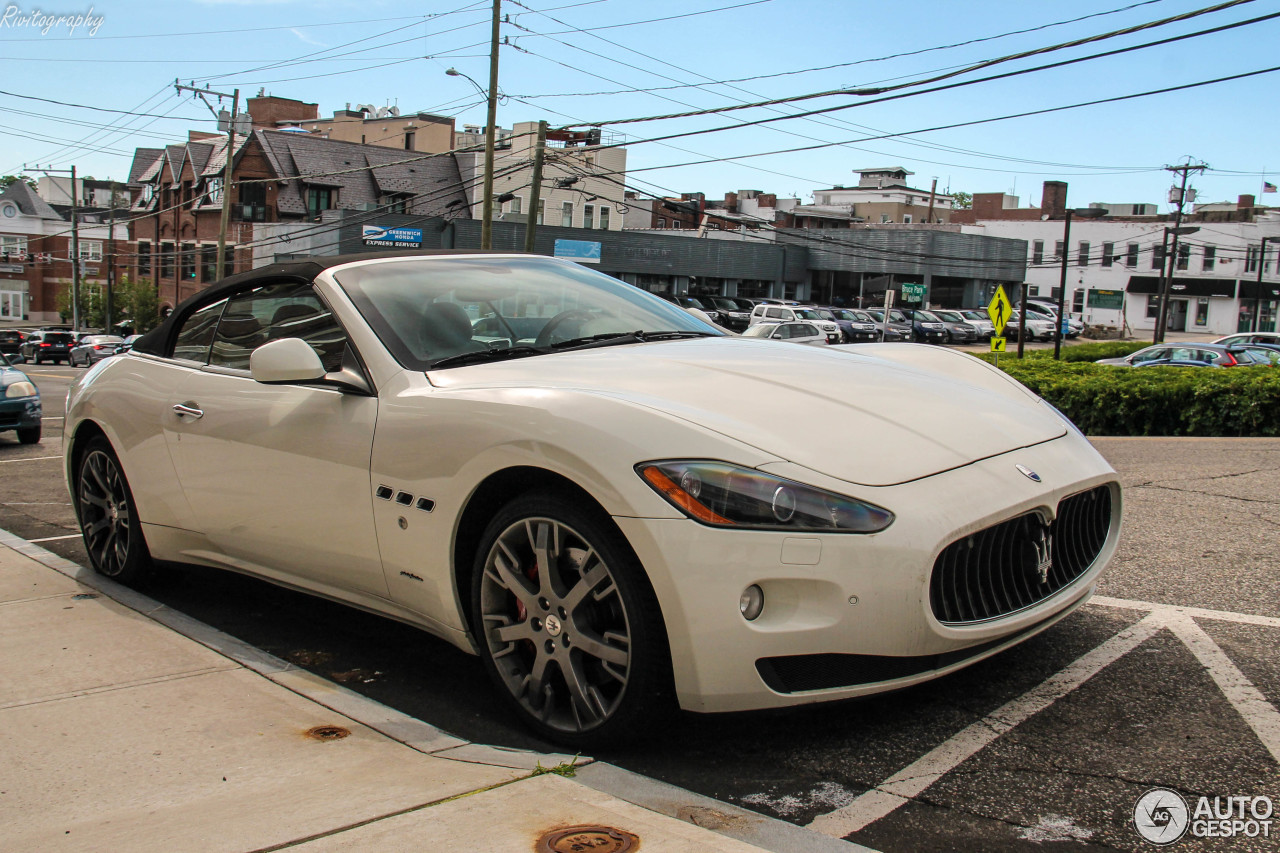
left=0, top=88, right=209, bottom=121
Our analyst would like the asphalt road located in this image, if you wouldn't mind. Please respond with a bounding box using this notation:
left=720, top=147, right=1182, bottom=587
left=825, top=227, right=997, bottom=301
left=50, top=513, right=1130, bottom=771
left=3, top=361, right=1277, bottom=852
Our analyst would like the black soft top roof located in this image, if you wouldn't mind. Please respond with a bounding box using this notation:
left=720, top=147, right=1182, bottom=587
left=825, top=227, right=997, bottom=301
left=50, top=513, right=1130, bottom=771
left=131, top=249, right=522, bottom=357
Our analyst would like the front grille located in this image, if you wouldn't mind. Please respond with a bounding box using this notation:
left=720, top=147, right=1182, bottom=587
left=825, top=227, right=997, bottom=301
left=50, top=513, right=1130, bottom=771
left=930, top=485, right=1113, bottom=624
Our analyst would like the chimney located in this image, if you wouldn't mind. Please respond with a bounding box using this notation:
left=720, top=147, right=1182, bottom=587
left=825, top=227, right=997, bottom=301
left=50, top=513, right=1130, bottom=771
left=1238, top=194, right=1255, bottom=211
left=1041, top=181, right=1068, bottom=218
left=723, top=191, right=738, bottom=212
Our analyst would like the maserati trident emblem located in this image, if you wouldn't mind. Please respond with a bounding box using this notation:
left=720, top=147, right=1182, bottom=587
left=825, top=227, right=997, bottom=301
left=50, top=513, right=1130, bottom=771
left=1031, top=522, right=1053, bottom=584
left=1015, top=464, right=1042, bottom=482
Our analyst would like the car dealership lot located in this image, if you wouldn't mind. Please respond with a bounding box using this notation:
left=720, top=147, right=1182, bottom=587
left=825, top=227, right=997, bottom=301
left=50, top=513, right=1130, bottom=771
left=3, top=363, right=1277, bottom=852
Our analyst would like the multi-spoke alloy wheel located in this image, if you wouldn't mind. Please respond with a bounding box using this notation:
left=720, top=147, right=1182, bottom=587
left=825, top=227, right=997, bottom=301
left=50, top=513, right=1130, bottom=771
left=76, top=438, right=151, bottom=584
left=473, top=493, right=670, bottom=745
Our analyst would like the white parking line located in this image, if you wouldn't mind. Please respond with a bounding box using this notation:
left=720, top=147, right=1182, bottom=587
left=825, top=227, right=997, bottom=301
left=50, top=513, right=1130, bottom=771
left=0, top=456, right=62, bottom=463
left=1090, top=595, right=1280, bottom=629
left=25, top=533, right=81, bottom=544
left=1165, top=613, right=1280, bottom=764
left=807, top=613, right=1166, bottom=838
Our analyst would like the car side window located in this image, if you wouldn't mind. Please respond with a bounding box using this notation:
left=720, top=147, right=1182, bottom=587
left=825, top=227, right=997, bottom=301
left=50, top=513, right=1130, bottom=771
left=766, top=307, right=786, bottom=320
left=795, top=324, right=817, bottom=338
left=172, top=299, right=228, bottom=364
left=209, top=283, right=349, bottom=372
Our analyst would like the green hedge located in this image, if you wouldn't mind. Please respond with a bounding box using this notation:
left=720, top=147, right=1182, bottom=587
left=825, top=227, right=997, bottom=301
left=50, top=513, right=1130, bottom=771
left=983, top=358, right=1280, bottom=436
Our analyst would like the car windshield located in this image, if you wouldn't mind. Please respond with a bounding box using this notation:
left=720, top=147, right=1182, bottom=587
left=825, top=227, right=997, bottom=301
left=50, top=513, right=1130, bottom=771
left=333, top=256, right=720, bottom=369
left=793, top=309, right=822, bottom=320
left=960, top=310, right=986, bottom=321
left=916, top=311, right=941, bottom=322
left=935, top=311, right=963, bottom=322
left=708, top=298, right=738, bottom=311
left=741, top=324, right=774, bottom=338
left=814, top=309, right=836, bottom=320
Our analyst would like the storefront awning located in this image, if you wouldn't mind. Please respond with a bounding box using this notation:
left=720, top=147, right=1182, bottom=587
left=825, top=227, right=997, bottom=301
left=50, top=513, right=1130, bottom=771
left=1126, top=276, right=1236, bottom=298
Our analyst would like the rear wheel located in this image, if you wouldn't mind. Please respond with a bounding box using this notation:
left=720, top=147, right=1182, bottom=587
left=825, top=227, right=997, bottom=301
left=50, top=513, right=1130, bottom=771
left=16, top=425, right=40, bottom=445
left=471, top=492, right=672, bottom=747
left=76, top=437, right=152, bottom=584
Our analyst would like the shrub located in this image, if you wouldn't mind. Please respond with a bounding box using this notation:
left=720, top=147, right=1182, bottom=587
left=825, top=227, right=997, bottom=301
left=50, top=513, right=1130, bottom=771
left=986, top=358, right=1280, bottom=436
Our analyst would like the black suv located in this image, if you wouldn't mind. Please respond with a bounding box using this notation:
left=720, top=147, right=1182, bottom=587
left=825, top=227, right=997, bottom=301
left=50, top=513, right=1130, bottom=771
left=0, top=330, right=25, bottom=355
left=20, top=331, right=77, bottom=364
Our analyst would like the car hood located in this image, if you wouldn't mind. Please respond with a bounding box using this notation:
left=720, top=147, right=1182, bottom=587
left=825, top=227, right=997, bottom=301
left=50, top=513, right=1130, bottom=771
left=427, top=339, right=1065, bottom=487
left=0, top=366, right=32, bottom=387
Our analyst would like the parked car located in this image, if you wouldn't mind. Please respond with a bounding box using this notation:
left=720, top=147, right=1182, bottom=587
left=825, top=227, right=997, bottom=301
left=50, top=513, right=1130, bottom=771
left=1213, top=332, right=1280, bottom=348
left=1024, top=302, right=1083, bottom=338
left=65, top=252, right=1121, bottom=747
left=1005, top=311, right=1057, bottom=342
left=1096, top=344, right=1259, bottom=367
left=739, top=320, right=829, bottom=346
left=930, top=310, right=979, bottom=344
left=704, top=297, right=752, bottom=332
left=864, top=308, right=913, bottom=341
left=826, top=308, right=882, bottom=342
left=113, top=334, right=144, bottom=355
left=19, top=330, right=77, bottom=364
left=69, top=335, right=126, bottom=367
left=902, top=309, right=949, bottom=344
left=658, top=294, right=727, bottom=327
left=0, top=350, right=41, bottom=444
left=959, top=310, right=996, bottom=339
left=0, top=329, right=26, bottom=355
left=748, top=304, right=841, bottom=343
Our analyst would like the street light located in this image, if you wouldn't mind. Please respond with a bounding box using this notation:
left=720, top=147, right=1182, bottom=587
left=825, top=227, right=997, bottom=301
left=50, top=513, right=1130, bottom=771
left=445, top=66, right=499, bottom=249
left=1053, top=207, right=1108, bottom=359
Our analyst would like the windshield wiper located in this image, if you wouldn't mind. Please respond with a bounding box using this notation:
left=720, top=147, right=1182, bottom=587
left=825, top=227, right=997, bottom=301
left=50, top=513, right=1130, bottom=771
left=550, top=330, right=717, bottom=351
left=428, top=346, right=545, bottom=369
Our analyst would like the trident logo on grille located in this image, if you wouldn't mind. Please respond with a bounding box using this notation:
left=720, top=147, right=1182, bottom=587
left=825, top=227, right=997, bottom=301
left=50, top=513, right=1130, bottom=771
left=1031, top=521, right=1053, bottom=584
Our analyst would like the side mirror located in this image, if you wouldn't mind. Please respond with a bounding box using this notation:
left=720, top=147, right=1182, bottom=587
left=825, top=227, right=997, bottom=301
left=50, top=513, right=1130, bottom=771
left=250, top=338, right=325, bottom=384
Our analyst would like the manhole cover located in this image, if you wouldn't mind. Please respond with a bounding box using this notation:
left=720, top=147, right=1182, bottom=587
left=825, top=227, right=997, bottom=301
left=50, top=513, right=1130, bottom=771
left=71, top=593, right=99, bottom=600
left=304, top=725, right=350, bottom=741
left=534, top=825, right=638, bottom=853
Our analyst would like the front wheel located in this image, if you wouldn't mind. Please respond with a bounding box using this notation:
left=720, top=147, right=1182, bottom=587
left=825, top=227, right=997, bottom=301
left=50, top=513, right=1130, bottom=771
left=16, top=425, right=40, bottom=445
left=76, top=437, right=152, bottom=584
left=471, top=492, right=672, bottom=747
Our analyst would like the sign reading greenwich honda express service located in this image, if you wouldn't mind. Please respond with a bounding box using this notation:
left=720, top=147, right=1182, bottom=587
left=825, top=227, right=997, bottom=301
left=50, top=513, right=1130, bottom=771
left=553, top=239, right=602, bottom=264
left=362, top=225, right=423, bottom=248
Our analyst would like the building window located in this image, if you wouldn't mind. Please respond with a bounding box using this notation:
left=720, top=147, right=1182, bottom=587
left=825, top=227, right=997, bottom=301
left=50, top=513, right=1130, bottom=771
left=306, top=186, right=334, bottom=219
left=200, top=245, right=217, bottom=282
left=672, top=220, right=682, bottom=229
left=1195, top=297, right=1209, bottom=326
left=1027, top=286, right=1040, bottom=296
left=1202, top=245, right=1215, bottom=271
left=160, top=242, right=174, bottom=278
left=1126, top=243, right=1139, bottom=267
left=902, top=214, right=912, bottom=224
left=657, top=216, right=666, bottom=229
left=0, top=235, right=28, bottom=257
left=561, top=201, right=573, bottom=228
left=1147, top=295, right=1160, bottom=318
left=404, top=131, right=415, bottom=150
left=583, top=204, right=594, bottom=229
left=1077, top=241, right=1089, bottom=267
left=223, top=245, right=235, bottom=277
left=1073, top=289, right=1085, bottom=312
left=1245, top=244, right=1260, bottom=273
left=138, top=241, right=151, bottom=277
left=237, top=183, right=267, bottom=222
left=1176, top=244, right=1190, bottom=271
left=78, top=241, right=103, bottom=261
left=1032, top=240, right=1044, bottom=265
left=509, top=196, right=521, bottom=214
left=1101, top=242, right=1114, bottom=267
left=180, top=242, right=196, bottom=280
left=879, top=214, right=890, bottom=223
left=599, top=206, right=609, bottom=230
left=379, top=194, right=409, bottom=214
left=537, top=199, right=544, bottom=225
left=1054, top=240, right=1064, bottom=261
left=205, top=177, right=223, bottom=206
left=1152, top=244, right=1166, bottom=270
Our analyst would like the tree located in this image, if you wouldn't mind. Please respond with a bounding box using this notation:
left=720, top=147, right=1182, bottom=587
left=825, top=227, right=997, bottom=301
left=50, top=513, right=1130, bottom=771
left=0, top=174, right=37, bottom=191
left=951, top=191, right=973, bottom=210
left=57, top=281, right=104, bottom=328
left=114, top=275, right=161, bottom=334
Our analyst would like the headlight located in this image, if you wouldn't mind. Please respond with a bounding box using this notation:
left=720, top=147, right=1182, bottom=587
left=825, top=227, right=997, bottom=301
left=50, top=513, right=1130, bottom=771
left=4, top=381, right=37, bottom=399
left=637, top=460, right=894, bottom=533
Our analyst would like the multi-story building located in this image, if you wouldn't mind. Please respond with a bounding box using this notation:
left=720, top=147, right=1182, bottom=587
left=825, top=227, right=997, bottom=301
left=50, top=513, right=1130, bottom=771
left=37, top=176, right=129, bottom=210
left=296, top=104, right=455, bottom=154
left=0, top=180, right=131, bottom=324
left=958, top=182, right=1280, bottom=335
left=787, top=167, right=956, bottom=227
left=126, top=128, right=468, bottom=312
left=623, top=189, right=801, bottom=231
left=453, top=122, right=627, bottom=231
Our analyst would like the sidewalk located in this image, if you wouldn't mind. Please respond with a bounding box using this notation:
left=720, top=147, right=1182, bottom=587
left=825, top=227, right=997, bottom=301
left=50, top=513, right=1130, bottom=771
left=0, top=534, right=858, bottom=853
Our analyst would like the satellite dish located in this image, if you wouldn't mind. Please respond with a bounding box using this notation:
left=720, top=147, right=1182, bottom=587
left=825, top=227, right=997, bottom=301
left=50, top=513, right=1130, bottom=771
left=1040, top=214, right=1050, bottom=220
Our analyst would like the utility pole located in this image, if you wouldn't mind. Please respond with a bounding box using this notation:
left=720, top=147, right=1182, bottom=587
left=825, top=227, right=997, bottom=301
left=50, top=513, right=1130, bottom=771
left=524, top=120, right=547, bottom=253
left=480, top=0, right=502, bottom=250
left=28, top=164, right=81, bottom=329
left=1155, top=161, right=1207, bottom=343
left=175, top=81, right=241, bottom=281
left=1252, top=236, right=1269, bottom=333
left=1054, top=210, right=1073, bottom=360
left=925, top=178, right=937, bottom=224
left=105, top=199, right=116, bottom=332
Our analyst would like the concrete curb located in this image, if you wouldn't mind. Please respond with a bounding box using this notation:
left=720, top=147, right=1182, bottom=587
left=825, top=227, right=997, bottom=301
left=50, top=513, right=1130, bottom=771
left=0, top=525, right=877, bottom=853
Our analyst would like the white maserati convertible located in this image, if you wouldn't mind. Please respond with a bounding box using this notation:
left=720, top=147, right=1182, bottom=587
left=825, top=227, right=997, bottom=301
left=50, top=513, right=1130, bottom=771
left=64, top=252, right=1121, bottom=746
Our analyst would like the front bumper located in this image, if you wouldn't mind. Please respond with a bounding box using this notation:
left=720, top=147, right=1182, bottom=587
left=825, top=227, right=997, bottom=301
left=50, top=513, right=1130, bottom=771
left=0, top=396, right=42, bottom=431
left=614, top=432, right=1120, bottom=712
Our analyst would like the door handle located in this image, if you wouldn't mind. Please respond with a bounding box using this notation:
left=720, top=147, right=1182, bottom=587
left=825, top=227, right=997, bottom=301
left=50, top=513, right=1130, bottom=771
left=172, top=403, right=204, bottom=419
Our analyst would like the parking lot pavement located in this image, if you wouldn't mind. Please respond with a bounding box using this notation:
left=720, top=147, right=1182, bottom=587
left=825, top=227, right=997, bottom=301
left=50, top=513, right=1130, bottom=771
left=3, top=362, right=1277, bottom=851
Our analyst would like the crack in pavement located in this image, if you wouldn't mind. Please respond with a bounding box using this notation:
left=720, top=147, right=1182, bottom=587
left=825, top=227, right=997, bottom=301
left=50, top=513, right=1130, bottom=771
left=1131, top=483, right=1280, bottom=506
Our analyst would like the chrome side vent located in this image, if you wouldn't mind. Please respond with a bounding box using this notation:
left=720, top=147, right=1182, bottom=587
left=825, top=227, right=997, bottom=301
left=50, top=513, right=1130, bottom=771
left=375, top=485, right=393, bottom=500
left=395, top=491, right=413, bottom=506
left=415, top=498, right=435, bottom=512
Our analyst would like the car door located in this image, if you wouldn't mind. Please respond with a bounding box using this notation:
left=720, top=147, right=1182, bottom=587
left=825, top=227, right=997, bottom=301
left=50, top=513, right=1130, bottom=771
left=163, top=281, right=387, bottom=596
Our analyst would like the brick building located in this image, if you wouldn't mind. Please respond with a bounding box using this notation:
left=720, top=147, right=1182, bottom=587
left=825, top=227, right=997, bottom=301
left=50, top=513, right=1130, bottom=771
left=0, top=180, right=131, bottom=325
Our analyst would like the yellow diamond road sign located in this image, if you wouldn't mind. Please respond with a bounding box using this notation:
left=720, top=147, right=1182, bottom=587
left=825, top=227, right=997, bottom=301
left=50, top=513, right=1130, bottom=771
left=987, top=286, right=1012, bottom=335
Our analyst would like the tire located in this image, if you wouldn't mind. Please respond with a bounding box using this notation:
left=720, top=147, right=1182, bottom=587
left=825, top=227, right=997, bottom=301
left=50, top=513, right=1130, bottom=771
left=33, top=354, right=42, bottom=365
left=16, top=425, right=40, bottom=445
left=75, top=437, right=153, bottom=585
left=471, top=491, right=673, bottom=747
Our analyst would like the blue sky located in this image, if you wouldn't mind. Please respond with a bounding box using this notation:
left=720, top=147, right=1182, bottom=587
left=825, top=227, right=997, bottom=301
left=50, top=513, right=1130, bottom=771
left=1, top=0, right=1276, bottom=210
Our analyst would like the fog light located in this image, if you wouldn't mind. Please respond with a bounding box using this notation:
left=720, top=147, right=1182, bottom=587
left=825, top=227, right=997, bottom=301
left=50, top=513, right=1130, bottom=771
left=739, top=584, right=764, bottom=621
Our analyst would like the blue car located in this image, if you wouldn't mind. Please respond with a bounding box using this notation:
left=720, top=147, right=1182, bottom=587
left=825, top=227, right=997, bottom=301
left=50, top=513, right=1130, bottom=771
left=0, top=351, right=41, bottom=444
